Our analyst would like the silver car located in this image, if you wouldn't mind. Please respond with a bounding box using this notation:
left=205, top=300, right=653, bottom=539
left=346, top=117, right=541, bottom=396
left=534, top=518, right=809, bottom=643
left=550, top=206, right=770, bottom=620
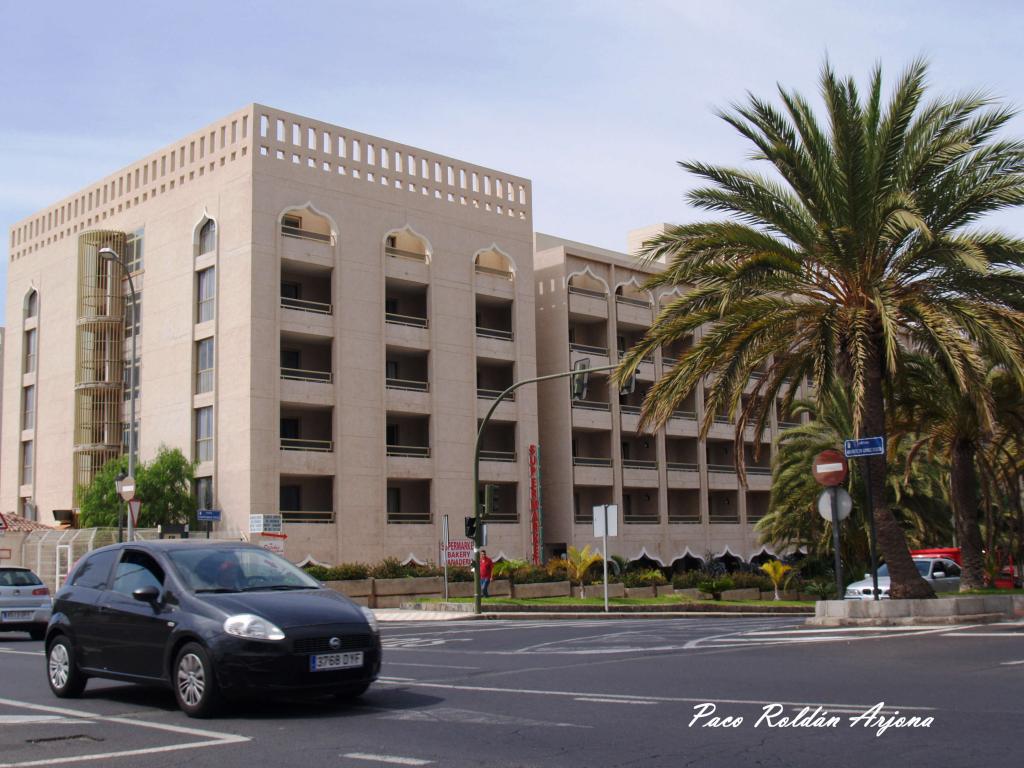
left=844, top=557, right=961, bottom=599
left=0, top=567, right=52, bottom=640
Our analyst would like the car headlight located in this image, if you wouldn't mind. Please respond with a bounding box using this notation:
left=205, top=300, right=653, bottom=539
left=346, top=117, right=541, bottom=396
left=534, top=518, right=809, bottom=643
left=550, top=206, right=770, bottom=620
left=360, top=606, right=379, bottom=634
left=223, top=613, right=285, bottom=641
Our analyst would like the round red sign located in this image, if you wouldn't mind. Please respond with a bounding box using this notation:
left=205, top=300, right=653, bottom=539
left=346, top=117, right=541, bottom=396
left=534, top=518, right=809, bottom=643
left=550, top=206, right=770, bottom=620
left=812, top=449, right=848, bottom=487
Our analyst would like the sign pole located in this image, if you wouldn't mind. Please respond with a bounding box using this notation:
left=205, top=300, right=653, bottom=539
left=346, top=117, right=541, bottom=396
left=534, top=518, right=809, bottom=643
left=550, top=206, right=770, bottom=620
left=602, top=505, right=610, bottom=613
left=830, top=485, right=843, bottom=599
left=864, top=459, right=880, bottom=601
left=442, top=515, right=450, bottom=603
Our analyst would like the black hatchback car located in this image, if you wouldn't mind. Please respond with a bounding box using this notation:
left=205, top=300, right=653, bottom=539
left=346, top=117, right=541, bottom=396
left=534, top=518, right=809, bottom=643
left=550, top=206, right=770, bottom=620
left=45, top=541, right=381, bottom=717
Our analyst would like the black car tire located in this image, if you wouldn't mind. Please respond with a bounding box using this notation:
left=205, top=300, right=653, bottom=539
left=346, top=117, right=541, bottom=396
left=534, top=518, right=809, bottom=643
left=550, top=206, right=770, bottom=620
left=333, top=682, right=371, bottom=702
left=173, top=643, right=222, bottom=718
left=47, top=635, right=87, bottom=698
left=29, top=625, right=46, bottom=642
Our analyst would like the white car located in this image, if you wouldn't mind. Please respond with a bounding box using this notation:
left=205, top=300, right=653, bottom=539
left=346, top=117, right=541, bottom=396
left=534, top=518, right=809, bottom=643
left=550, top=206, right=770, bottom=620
left=844, top=557, right=961, bottom=599
left=0, top=567, right=52, bottom=640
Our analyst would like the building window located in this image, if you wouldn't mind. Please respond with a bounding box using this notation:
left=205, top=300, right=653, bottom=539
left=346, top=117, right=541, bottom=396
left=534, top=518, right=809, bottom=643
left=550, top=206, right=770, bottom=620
left=25, top=290, right=38, bottom=319
left=21, top=441, right=33, bottom=486
left=124, top=229, right=144, bottom=273
left=123, top=358, right=141, bottom=403
left=124, top=291, right=142, bottom=338
left=196, top=338, right=214, bottom=393
left=195, top=406, right=213, bottom=462
left=195, top=476, right=214, bottom=510
left=197, top=267, right=216, bottom=323
left=387, top=487, right=401, bottom=518
left=198, top=219, right=217, bottom=255
left=22, top=386, right=35, bottom=430
left=280, top=484, right=301, bottom=510
left=23, top=328, right=37, bottom=373
left=121, top=420, right=139, bottom=454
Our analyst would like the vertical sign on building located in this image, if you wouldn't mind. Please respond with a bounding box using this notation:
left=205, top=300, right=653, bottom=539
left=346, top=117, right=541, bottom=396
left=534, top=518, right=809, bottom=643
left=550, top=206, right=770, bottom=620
left=529, top=444, right=542, bottom=564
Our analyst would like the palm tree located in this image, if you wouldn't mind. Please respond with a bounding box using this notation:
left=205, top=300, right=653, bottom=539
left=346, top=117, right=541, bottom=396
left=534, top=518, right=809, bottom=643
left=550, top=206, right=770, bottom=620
left=760, top=560, right=792, bottom=600
left=617, top=60, right=1024, bottom=598
left=895, top=356, right=1024, bottom=589
left=760, top=384, right=952, bottom=568
left=564, top=545, right=603, bottom=597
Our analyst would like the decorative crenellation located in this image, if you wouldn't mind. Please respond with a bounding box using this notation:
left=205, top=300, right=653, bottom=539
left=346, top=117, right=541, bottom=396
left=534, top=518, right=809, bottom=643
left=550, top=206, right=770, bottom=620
left=253, top=104, right=531, bottom=226
left=9, top=106, right=253, bottom=262
left=8, top=104, right=533, bottom=262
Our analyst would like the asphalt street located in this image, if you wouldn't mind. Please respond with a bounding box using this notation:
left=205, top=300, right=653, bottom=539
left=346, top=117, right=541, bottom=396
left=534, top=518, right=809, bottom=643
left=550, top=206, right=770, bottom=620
left=0, top=616, right=1021, bottom=768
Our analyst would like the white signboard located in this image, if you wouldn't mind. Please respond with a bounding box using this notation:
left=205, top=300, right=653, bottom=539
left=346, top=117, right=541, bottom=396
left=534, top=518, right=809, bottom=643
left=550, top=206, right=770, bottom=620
left=593, top=505, right=618, bottom=538
left=260, top=537, right=286, bottom=555
left=249, top=514, right=283, bottom=534
left=444, top=540, right=474, bottom=567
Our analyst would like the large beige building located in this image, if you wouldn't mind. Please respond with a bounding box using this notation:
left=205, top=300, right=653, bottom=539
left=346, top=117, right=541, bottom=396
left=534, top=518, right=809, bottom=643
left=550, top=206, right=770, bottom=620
left=4, top=105, right=780, bottom=567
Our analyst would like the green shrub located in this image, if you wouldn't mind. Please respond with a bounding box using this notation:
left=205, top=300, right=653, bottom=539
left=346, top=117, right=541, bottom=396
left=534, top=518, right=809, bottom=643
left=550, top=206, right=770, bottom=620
left=493, top=559, right=529, bottom=580
left=727, top=572, right=773, bottom=591
left=697, top=576, right=735, bottom=600
left=672, top=571, right=705, bottom=589
left=507, top=563, right=563, bottom=584
left=303, top=563, right=370, bottom=581
left=445, top=566, right=473, bottom=582
left=369, top=558, right=444, bottom=579
left=804, top=579, right=837, bottom=599
left=622, top=568, right=668, bottom=588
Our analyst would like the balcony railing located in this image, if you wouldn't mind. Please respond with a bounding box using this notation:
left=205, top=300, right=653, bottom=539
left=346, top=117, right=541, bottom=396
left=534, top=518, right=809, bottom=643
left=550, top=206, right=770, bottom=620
left=714, top=415, right=731, bottom=424
left=662, top=356, right=679, bottom=367
left=281, top=367, right=332, bottom=383
left=568, top=285, right=607, bottom=299
left=281, top=510, right=335, bottom=524
left=386, top=377, right=429, bottom=392
left=750, top=371, right=767, bottom=380
left=618, top=348, right=654, bottom=363
left=622, top=459, right=657, bottom=470
left=624, top=511, right=660, bottom=525
left=667, top=461, right=699, bottom=471
left=747, top=466, right=772, bottom=476
left=386, top=312, right=428, bottom=328
left=386, top=445, right=430, bottom=458
left=620, top=404, right=642, bottom=415
left=281, top=296, right=333, bottom=315
left=569, top=342, right=609, bottom=355
left=475, top=264, right=513, bottom=279
left=572, top=456, right=613, bottom=467
left=280, top=438, right=334, bottom=452
left=479, top=450, right=517, bottom=462
left=476, top=326, right=514, bottom=341
left=385, top=246, right=428, bottom=262
left=709, top=512, right=741, bottom=524
left=778, top=420, right=801, bottom=429
left=571, top=400, right=610, bottom=411
left=477, top=388, right=515, bottom=401
left=615, top=295, right=651, bottom=308
left=671, top=410, right=697, bottom=420
left=668, top=509, right=701, bottom=524
left=707, top=463, right=735, bottom=474
left=282, top=225, right=333, bottom=244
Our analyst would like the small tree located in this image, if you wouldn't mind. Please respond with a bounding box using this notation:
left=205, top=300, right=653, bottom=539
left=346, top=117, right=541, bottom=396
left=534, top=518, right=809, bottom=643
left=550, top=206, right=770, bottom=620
left=564, top=545, right=602, bottom=597
left=760, top=560, right=793, bottom=601
left=77, top=455, right=130, bottom=527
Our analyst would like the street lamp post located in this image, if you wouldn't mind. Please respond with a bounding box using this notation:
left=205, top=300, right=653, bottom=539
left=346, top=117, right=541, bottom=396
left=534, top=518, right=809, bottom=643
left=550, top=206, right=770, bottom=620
left=472, top=363, right=618, bottom=614
left=98, top=247, right=138, bottom=542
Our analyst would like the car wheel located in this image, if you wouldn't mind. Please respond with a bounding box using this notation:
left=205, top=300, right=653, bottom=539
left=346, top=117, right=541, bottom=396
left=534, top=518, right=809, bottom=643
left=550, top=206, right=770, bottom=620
left=333, top=682, right=371, bottom=702
left=47, top=636, right=87, bottom=698
left=29, top=625, right=46, bottom=642
left=173, top=643, right=222, bottom=718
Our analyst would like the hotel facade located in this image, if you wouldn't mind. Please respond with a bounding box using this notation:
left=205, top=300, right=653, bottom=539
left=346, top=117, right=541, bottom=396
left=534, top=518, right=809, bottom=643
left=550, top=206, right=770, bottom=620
left=3, top=106, right=791, bottom=567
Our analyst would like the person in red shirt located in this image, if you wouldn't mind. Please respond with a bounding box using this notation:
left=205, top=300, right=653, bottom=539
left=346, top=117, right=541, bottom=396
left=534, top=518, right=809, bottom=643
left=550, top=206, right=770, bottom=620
left=479, top=550, right=494, bottom=598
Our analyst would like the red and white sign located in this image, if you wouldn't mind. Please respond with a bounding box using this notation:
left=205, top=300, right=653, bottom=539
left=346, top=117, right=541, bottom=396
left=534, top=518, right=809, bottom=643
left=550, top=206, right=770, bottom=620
left=259, top=531, right=287, bottom=555
left=812, top=449, right=848, bottom=487
left=127, top=500, right=142, bottom=526
left=529, top=444, right=541, bottom=564
left=444, top=539, right=473, bottom=567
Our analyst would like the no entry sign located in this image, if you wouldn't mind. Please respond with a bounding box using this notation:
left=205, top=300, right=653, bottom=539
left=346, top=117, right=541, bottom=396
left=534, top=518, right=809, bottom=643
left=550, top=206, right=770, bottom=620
left=812, top=449, right=848, bottom=487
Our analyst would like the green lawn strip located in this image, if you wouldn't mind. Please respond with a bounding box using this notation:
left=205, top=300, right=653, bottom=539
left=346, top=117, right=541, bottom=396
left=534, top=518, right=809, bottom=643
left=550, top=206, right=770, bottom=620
left=420, top=596, right=813, bottom=608
left=948, top=588, right=1024, bottom=596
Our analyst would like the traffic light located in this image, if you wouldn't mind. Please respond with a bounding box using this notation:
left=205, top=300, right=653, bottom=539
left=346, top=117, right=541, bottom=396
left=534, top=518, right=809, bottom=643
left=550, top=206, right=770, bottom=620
left=464, top=516, right=478, bottom=539
left=485, top=484, right=500, bottom=518
left=571, top=358, right=590, bottom=400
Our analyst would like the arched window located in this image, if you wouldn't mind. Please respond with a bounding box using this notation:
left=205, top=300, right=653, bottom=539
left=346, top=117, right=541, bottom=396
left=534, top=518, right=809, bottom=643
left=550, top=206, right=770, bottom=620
left=25, top=290, right=38, bottom=319
left=198, top=219, right=217, bottom=255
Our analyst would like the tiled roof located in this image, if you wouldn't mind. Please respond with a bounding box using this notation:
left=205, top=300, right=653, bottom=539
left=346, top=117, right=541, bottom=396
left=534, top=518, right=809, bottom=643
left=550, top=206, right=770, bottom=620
left=0, top=513, right=56, bottom=533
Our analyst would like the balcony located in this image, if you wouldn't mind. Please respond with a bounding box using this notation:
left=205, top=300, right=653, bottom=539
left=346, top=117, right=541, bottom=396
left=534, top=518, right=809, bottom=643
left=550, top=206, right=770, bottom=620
left=385, top=312, right=428, bottom=329
left=573, top=486, right=614, bottom=525
left=385, top=245, right=428, bottom=263
left=280, top=475, right=334, bottom=524
left=616, top=296, right=653, bottom=328
left=281, top=437, right=333, bottom=452
left=476, top=326, right=514, bottom=341
left=709, top=490, right=740, bottom=524
left=384, top=237, right=429, bottom=283
left=480, top=450, right=517, bottom=462
left=282, top=224, right=332, bottom=244
left=474, top=248, right=515, bottom=295
left=280, top=335, right=332, bottom=386
left=280, top=210, right=334, bottom=266
left=571, top=399, right=612, bottom=431
left=281, top=367, right=332, bottom=383
left=387, top=377, right=428, bottom=392
left=281, top=296, right=332, bottom=315
left=623, top=489, right=659, bottom=525
left=386, top=445, right=430, bottom=458
left=668, top=489, right=701, bottom=524
left=387, top=479, right=431, bottom=524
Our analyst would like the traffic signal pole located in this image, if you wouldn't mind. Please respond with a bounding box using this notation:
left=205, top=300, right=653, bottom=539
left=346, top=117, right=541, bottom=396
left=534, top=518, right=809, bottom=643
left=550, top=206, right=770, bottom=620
left=472, top=364, right=617, bottom=614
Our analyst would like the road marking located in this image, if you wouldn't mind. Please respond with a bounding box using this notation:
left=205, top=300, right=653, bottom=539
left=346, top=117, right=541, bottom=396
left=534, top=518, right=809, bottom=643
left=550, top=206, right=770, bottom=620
left=0, top=715, right=93, bottom=725
left=574, top=697, right=658, bottom=705
left=377, top=705, right=586, bottom=728
left=385, top=662, right=480, bottom=670
left=942, top=632, right=1024, bottom=638
left=343, top=753, right=433, bottom=765
left=0, top=648, right=44, bottom=657
left=376, top=678, right=933, bottom=712
left=0, top=697, right=249, bottom=768
left=1000, top=660, right=1024, bottom=666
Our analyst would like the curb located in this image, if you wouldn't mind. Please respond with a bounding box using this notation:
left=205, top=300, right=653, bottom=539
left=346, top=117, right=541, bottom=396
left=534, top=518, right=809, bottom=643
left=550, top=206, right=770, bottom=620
left=805, top=612, right=1007, bottom=627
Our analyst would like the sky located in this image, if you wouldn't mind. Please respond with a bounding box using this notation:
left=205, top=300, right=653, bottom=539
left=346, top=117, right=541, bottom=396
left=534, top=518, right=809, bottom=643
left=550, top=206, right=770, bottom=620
left=3, top=0, right=1024, bottom=317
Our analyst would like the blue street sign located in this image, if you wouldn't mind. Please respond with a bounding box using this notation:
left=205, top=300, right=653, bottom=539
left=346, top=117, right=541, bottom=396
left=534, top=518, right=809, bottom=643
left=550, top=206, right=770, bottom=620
left=844, top=436, right=885, bottom=458
left=197, top=509, right=221, bottom=522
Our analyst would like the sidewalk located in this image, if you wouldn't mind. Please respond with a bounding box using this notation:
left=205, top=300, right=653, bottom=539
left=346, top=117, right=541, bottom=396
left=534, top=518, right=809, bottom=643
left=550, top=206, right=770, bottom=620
left=372, top=609, right=478, bottom=622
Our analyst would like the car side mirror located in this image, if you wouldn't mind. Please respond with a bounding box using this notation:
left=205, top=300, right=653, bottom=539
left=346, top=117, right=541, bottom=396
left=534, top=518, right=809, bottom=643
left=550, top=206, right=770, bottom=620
left=133, top=585, right=161, bottom=602
left=932, top=571, right=945, bottom=579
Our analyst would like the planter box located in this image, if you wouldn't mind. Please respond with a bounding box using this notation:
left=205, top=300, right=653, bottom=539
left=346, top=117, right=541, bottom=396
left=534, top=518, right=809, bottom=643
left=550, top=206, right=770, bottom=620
left=624, top=586, right=656, bottom=598
left=325, top=579, right=373, bottom=606
left=581, top=583, right=625, bottom=599
left=674, top=588, right=702, bottom=599
left=373, top=576, right=444, bottom=596
left=721, top=588, right=760, bottom=601
left=446, top=579, right=511, bottom=598
left=511, top=581, right=571, bottom=599
left=655, top=585, right=674, bottom=597
left=375, top=592, right=443, bottom=608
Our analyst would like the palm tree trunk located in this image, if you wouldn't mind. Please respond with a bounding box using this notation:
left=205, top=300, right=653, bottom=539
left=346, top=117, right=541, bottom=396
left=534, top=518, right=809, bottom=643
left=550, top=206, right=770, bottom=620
left=862, top=344, right=935, bottom=599
left=951, top=439, right=986, bottom=590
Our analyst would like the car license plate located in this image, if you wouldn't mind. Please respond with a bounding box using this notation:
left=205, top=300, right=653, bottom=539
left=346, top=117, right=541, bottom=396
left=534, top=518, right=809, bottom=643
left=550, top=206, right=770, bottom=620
left=310, top=651, right=364, bottom=672
left=1, top=610, right=33, bottom=622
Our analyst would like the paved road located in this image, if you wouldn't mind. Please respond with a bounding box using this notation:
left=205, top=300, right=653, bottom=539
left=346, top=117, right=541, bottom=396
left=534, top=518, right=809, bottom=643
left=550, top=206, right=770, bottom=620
left=1, top=616, right=1021, bottom=767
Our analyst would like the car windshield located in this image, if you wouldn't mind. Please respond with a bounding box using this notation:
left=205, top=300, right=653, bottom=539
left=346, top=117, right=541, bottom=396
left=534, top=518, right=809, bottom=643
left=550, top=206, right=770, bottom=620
left=0, top=569, right=43, bottom=587
left=875, top=561, right=931, bottom=578
left=166, top=547, right=320, bottom=593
